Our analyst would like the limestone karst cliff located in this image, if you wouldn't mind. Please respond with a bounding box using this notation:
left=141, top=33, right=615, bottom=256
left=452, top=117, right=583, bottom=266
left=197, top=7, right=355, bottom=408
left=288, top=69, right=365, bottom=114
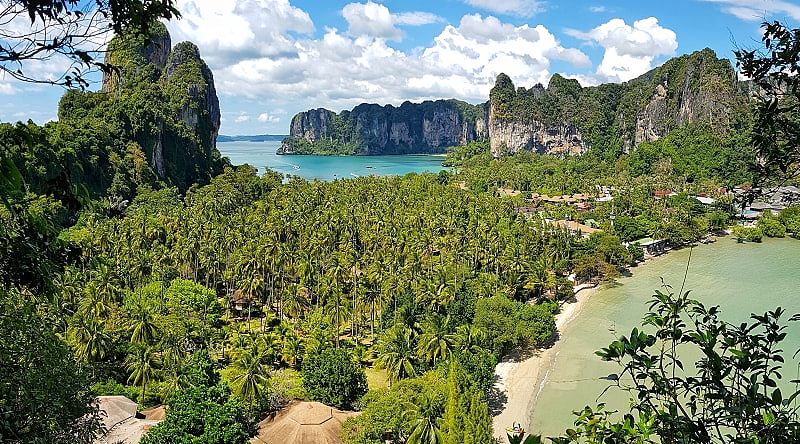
left=488, top=48, right=747, bottom=157
left=280, top=100, right=488, bottom=155
left=283, top=48, right=747, bottom=158
left=62, top=22, right=225, bottom=190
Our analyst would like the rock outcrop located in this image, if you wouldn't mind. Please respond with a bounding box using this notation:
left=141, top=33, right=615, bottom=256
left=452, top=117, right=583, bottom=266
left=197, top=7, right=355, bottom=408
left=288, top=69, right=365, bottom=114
left=162, top=42, right=221, bottom=151
left=487, top=48, right=747, bottom=157
left=621, top=48, right=744, bottom=150
left=282, top=48, right=747, bottom=158
left=488, top=73, right=590, bottom=157
left=280, top=100, right=488, bottom=155
left=90, top=23, right=225, bottom=189
left=102, top=22, right=171, bottom=95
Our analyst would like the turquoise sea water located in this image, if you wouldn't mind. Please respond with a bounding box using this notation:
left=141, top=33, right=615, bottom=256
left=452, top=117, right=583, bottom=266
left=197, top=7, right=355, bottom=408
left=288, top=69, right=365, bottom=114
left=217, top=141, right=447, bottom=180
left=529, top=238, right=800, bottom=437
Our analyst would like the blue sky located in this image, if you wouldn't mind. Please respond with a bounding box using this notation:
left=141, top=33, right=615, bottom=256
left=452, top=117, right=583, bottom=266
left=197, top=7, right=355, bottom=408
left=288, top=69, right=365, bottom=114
left=1, top=0, right=799, bottom=135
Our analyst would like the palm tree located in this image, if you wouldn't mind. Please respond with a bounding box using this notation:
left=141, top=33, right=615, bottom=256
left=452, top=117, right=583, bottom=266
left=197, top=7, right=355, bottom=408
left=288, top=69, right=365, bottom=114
left=281, top=334, right=304, bottom=368
left=130, top=302, right=159, bottom=346
left=126, top=345, right=157, bottom=404
left=404, top=396, right=445, bottom=444
left=454, top=324, right=486, bottom=354
left=416, top=315, right=456, bottom=365
left=231, top=347, right=270, bottom=407
left=68, top=315, right=112, bottom=365
left=375, top=325, right=417, bottom=386
left=282, top=284, right=310, bottom=320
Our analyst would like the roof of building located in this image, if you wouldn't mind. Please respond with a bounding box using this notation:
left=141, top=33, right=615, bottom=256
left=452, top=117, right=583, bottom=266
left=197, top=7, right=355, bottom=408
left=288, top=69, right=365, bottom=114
left=250, top=401, right=358, bottom=444
left=694, top=196, right=715, bottom=205
left=654, top=189, right=673, bottom=197
left=95, top=396, right=162, bottom=444
left=230, top=290, right=252, bottom=305
left=632, top=237, right=666, bottom=247
left=750, top=202, right=781, bottom=211
left=98, top=396, right=138, bottom=429
left=554, top=220, right=601, bottom=235
left=497, top=187, right=521, bottom=197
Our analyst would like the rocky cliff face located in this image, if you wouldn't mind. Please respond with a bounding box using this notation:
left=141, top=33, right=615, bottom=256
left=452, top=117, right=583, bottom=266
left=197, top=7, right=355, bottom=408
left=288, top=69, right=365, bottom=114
left=621, top=48, right=744, bottom=150
left=280, top=100, right=488, bottom=155
left=284, top=48, right=746, bottom=158
left=488, top=74, right=590, bottom=157
left=102, top=22, right=171, bottom=95
left=290, top=108, right=334, bottom=143
left=162, top=42, right=222, bottom=151
left=487, top=48, right=746, bottom=157
left=93, top=24, right=224, bottom=189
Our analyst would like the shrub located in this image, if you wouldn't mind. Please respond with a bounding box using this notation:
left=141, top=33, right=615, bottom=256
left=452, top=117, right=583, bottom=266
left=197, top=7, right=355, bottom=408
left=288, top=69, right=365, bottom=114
left=301, top=348, right=367, bottom=409
left=787, top=218, right=800, bottom=239
left=732, top=225, right=764, bottom=243
left=92, top=380, right=139, bottom=401
left=140, top=384, right=250, bottom=444
left=757, top=214, right=786, bottom=238
left=473, top=296, right=556, bottom=356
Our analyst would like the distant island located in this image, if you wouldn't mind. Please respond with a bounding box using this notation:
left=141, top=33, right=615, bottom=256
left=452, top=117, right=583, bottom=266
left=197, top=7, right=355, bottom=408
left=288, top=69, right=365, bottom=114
left=218, top=134, right=288, bottom=142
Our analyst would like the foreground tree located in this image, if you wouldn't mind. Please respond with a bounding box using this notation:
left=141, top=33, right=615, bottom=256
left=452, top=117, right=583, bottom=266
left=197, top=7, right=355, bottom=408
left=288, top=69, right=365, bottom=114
left=1, top=0, right=180, bottom=87
left=736, top=20, right=800, bottom=188
left=548, top=286, right=800, bottom=443
left=141, top=384, right=250, bottom=444
left=0, top=289, right=101, bottom=443
left=405, top=394, right=446, bottom=444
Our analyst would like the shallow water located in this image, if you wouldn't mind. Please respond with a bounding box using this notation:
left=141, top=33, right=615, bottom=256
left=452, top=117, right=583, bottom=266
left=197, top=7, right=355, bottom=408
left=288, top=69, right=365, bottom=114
left=529, top=238, right=800, bottom=437
left=217, top=141, right=447, bottom=180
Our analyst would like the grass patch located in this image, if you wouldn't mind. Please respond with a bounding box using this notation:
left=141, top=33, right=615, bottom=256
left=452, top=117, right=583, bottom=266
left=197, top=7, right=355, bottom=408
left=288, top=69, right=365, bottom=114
left=365, top=367, right=389, bottom=390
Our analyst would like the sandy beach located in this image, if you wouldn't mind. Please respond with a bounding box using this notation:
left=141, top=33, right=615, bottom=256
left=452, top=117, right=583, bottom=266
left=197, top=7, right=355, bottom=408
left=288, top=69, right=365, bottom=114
left=491, top=284, right=598, bottom=442
left=489, top=244, right=696, bottom=442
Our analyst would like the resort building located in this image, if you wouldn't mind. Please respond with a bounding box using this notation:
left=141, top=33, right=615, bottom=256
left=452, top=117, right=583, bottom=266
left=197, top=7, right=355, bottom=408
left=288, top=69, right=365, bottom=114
left=552, top=220, right=601, bottom=237
left=229, top=290, right=253, bottom=317
left=250, top=401, right=358, bottom=444
left=497, top=187, right=522, bottom=198
left=693, top=196, right=715, bottom=205
left=94, top=396, right=163, bottom=444
left=632, top=238, right=668, bottom=257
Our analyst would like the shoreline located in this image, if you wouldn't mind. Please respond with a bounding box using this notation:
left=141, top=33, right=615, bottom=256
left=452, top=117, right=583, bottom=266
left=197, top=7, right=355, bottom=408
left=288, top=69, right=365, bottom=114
left=490, top=241, right=708, bottom=442
left=491, top=284, right=598, bottom=442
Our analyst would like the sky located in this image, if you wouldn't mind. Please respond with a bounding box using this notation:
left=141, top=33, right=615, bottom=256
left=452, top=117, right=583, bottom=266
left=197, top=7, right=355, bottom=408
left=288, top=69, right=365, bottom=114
left=1, top=0, right=799, bottom=135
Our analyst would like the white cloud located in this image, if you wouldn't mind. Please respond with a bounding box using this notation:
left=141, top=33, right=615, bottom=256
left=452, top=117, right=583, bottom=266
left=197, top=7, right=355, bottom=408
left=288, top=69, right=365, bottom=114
left=166, top=2, right=597, bottom=131
left=394, top=11, right=443, bottom=26
left=0, top=82, right=17, bottom=95
left=167, top=0, right=314, bottom=66
left=701, top=0, right=800, bottom=21
left=567, top=17, right=677, bottom=82
left=342, top=2, right=442, bottom=41
left=463, top=0, right=544, bottom=17
left=589, top=6, right=607, bottom=13
left=212, top=12, right=588, bottom=111
left=235, top=113, right=250, bottom=123
left=417, top=14, right=591, bottom=94
left=258, top=112, right=280, bottom=123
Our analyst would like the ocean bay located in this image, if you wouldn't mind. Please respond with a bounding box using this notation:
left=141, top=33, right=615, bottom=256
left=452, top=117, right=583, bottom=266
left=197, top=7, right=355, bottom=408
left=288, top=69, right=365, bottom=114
left=529, top=238, right=800, bottom=437
left=218, top=141, right=447, bottom=180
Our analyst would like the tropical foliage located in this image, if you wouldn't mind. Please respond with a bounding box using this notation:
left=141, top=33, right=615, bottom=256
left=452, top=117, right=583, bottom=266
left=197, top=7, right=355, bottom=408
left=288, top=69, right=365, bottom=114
left=302, top=347, right=368, bottom=409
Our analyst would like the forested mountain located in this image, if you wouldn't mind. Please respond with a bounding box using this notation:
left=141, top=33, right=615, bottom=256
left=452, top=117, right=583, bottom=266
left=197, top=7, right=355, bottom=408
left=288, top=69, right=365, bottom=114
left=0, top=22, right=226, bottom=207
left=281, top=48, right=748, bottom=157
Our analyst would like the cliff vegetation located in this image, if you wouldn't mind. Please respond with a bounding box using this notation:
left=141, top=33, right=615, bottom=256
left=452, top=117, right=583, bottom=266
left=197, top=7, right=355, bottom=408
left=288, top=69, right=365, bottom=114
left=0, top=21, right=225, bottom=208
left=283, top=48, right=749, bottom=160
